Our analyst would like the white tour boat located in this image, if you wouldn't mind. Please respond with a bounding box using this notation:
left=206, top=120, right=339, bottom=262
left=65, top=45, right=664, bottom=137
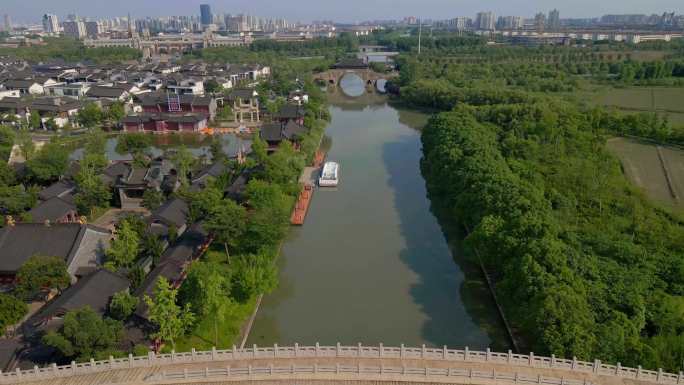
left=319, top=161, right=340, bottom=187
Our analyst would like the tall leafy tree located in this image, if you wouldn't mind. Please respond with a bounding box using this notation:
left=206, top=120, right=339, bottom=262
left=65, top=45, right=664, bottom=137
left=179, top=262, right=229, bottom=347
left=16, top=129, right=35, bottom=162
left=142, top=189, right=164, bottom=211
left=42, top=307, right=123, bottom=360
left=205, top=199, right=247, bottom=262
left=15, top=255, right=70, bottom=299
left=28, top=111, right=41, bottom=130
left=144, top=277, right=194, bottom=350
left=171, top=146, right=195, bottom=186
left=74, top=166, right=112, bottom=216
left=231, top=252, right=278, bottom=302
left=105, top=220, right=140, bottom=269
left=106, top=102, right=125, bottom=124
left=108, top=290, right=139, bottom=321
left=26, top=143, right=69, bottom=185
left=0, top=293, right=28, bottom=333
left=77, top=102, right=104, bottom=128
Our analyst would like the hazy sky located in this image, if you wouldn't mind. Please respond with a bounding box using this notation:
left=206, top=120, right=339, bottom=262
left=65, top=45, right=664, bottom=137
left=3, top=0, right=683, bottom=24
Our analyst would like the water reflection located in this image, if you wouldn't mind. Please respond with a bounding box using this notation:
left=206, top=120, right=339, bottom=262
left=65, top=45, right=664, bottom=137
left=339, top=73, right=366, bottom=97
left=70, top=133, right=251, bottom=161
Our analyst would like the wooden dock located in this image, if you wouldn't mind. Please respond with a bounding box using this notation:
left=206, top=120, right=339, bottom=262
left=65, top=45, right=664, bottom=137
left=291, top=184, right=314, bottom=225
left=290, top=151, right=326, bottom=226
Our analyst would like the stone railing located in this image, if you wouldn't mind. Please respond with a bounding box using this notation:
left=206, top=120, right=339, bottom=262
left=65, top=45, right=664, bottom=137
left=156, top=363, right=591, bottom=385
left=2, top=344, right=683, bottom=384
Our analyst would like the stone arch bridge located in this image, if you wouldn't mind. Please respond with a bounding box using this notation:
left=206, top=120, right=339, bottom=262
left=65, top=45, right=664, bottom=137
left=3, top=344, right=682, bottom=385
left=314, top=69, right=396, bottom=89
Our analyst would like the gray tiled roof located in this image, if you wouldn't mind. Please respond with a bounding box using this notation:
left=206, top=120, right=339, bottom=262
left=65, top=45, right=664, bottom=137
left=0, top=224, right=84, bottom=274
left=151, top=198, right=189, bottom=229
left=27, top=196, right=77, bottom=223
left=33, top=269, right=129, bottom=321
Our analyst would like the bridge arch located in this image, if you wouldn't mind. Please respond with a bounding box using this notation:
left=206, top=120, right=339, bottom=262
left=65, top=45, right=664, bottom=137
left=313, top=68, right=394, bottom=91
left=5, top=344, right=681, bottom=385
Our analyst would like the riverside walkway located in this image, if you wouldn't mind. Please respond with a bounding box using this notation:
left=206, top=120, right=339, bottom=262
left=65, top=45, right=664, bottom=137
left=3, top=344, right=683, bottom=385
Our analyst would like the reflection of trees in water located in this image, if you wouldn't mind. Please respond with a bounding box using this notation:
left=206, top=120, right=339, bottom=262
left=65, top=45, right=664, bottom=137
left=320, top=135, right=333, bottom=154
left=327, top=87, right=387, bottom=112
left=396, top=107, right=431, bottom=131
left=152, top=133, right=211, bottom=148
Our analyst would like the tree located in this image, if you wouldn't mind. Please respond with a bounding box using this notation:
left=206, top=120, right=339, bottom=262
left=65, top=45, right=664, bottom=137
left=105, top=220, right=140, bottom=269
left=16, top=129, right=35, bottom=162
left=0, top=125, right=14, bottom=149
left=116, top=133, right=152, bottom=155
left=28, top=111, right=41, bottom=130
left=74, top=166, right=112, bottom=215
left=179, top=262, right=229, bottom=346
left=15, top=255, right=70, bottom=299
left=0, top=184, right=38, bottom=215
left=216, top=105, right=233, bottom=121
left=142, top=189, right=164, bottom=211
left=25, top=143, right=69, bottom=184
left=144, top=277, right=194, bottom=350
left=81, top=128, right=108, bottom=172
left=205, top=199, right=247, bottom=262
left=204, top=79, right=222, bottom=94
left=42, top=307, right=123, bottom=360
left=171, top=146, right=195, bottom=186
left=77, top=102, right=104, bottom=128
left=141, top=233, right=165, bottom=264
left=167, top=224, right=178, bottom=244
left=106, top=102, right=125, bottom=124
left=231, top=252, right=278, bottom=302
left=240, top=180, right=292, bottom=253
left=209, top=136, right=227, bottom=163
left=185, top=182, right=223, bottom=222
left=0, top=293, right=28, bottom=334
left=108, top=290, right=139, bottom=321
left=44, top=117, right=58, bottom=131
left=0, top=162, right=16, bottom=185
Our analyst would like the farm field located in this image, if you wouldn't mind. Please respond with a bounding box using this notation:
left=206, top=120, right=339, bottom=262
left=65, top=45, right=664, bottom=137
left=607, top=137, right=684, bottom=211
left=588, top=87, right=684, bottom=125
left=591, top=87, right=684, bottom=111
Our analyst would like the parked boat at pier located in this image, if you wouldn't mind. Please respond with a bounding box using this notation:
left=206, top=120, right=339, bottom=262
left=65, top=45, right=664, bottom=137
left=319, top=162, right=339, bottom=187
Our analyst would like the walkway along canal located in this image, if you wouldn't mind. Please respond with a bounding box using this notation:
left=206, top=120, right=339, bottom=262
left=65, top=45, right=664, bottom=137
left=246, top=74, right=510, bottom=350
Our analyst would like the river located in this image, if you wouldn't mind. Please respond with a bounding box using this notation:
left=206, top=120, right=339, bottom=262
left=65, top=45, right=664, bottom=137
left=246, top=75, right=510, bottom=350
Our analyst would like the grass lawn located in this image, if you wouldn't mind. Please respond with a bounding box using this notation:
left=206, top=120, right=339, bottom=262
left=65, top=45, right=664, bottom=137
left=175, top=296, right=257, bottom=352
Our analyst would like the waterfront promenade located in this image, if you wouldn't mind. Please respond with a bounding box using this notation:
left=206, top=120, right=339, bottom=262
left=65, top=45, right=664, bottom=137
left=4, top=344, right=682, bottom=385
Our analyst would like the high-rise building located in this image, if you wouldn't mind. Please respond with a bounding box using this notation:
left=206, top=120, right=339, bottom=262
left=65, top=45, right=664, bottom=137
left=475, top=12, right=496, bottom=30
left=2, top=14, right=11, bottom=32
left=497, top=16, right=523, bottom=30
left=63, top=20, right=87, bottom=39
left=534, top=12, right=547, bottom=31
left=226, top=14, right=249, bottom=32
left=85, top=21, right=102, bottom=38
left=548, top=9, right=561, bottom=30
left=42, top=13, right=60, bottom=34
left=453, top=17, right=471, bottom=31
left=200, top=4, right=213, bottom=26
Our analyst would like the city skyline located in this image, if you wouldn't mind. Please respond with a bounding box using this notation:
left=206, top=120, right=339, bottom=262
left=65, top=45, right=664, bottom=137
left=1, top=0, right=683, bottom=24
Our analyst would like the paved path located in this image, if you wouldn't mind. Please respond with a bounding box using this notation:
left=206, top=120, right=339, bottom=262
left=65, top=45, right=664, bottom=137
left=4, top=345, right=681, bottom=385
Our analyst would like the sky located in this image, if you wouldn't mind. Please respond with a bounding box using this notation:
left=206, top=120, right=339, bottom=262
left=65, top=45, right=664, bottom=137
left=2, top=0, right=683, bottom=24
